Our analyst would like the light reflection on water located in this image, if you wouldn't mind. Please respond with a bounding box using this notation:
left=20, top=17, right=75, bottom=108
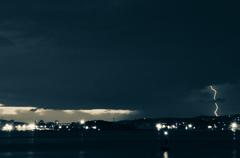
left=232, top=149, right=237, bottom=158
left=163, top=151, right=169, bottom=158
left=0, top=147, right=238, bottom=158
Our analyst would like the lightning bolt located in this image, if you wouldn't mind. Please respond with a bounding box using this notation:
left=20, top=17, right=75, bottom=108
left=209, top=85, right=219, bottom=117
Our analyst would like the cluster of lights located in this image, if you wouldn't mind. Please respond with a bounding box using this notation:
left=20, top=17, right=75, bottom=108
left=155, top=123, right=178, bottom=137
left=2, top=124, right=14, bottom=132
left=155, top=121, right=240, bottom=141
left=1, top=120, right=85, bottom=132
left=155, top=123, right=178, bottom=131
left=156, top=122, right=240, bottom=133
left=185, top=124, right=196, bottom=130
left=83, top=125, right=99, bottom=130
left=155, top=122, right=200, bottom=132
left=15, top=123, right=37, bottom=131
left=1, top=121, right=99, bottom=132
left=2, top=123, right=37, bottom=132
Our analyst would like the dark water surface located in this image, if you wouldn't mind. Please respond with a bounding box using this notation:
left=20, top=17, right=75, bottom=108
left=0, top=131, right=238, bottom=158
left=0, top=144, right=238, bottom=158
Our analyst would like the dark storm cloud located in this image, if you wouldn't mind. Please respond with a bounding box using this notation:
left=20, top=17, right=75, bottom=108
left=0, top=36, right=14, bottom=46
left=0, top=0, right=239, bottom=118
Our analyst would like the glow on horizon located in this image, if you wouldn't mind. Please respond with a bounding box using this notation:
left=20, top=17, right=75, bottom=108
left=0, top=104, right=138, bottom=122
left=0, top=104, right=36, bottom=115
left=78, top=109, right=135, bottom=115
left=209, top=85, right=219, bottom=117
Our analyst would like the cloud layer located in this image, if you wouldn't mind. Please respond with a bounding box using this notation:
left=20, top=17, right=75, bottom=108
left=0, top=104, right=138, bottom=122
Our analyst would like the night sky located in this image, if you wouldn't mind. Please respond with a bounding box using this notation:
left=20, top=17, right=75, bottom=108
left=0, top=1, right=240, bottom=121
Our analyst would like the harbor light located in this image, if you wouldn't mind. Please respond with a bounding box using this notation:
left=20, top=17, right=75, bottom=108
left=164, top=131, right=168, bottom=136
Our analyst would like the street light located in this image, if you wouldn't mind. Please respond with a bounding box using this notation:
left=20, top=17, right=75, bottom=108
left=230, top=122, right=238, bottom=132
left=230, top=122, right=238, bottom=141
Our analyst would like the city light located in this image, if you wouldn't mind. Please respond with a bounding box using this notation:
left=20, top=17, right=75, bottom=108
left=15, top=124, right=26, bottom=131
left=0, top=115, right=239, bottom=142
left=15, top=123, right=37, bottom=131
left=2, top=124, right=13, bottom=132
left=84, top=126, right=89, bottom=130
left=188, top=124, right=193, bottom=128
left=27, top=123, right=37, bottom=131
left=230, top=122, right=238, bottom=132
left=155, top=123, right=162, bottom=131
left=208, top=125, right=213, bottom=129
left=80, top=119, right=85, bottom=125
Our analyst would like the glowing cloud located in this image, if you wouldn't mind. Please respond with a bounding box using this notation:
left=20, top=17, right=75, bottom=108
left=0, top=105, right=36, bottom=115
left=79, top=109, right=135, bottom=115
left=0, top=104, right=138, bottom=122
